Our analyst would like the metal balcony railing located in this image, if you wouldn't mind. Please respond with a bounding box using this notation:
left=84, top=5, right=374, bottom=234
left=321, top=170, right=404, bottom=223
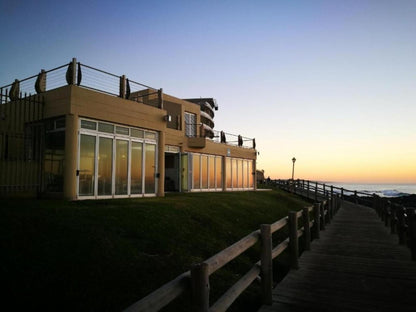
left=0, top=58, right=162, bottom=107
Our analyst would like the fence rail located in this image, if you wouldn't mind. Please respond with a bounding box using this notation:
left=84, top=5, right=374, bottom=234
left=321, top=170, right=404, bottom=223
left=275, top=179, right=416, bottom=261
left=124, top=191, right=340, bottom=311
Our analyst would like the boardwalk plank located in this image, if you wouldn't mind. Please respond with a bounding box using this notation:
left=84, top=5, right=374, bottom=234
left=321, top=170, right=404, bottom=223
left=258, top=201, right=416, bottom=312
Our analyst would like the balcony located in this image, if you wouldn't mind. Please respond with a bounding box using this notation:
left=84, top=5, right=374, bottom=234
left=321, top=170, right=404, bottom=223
left=0, top=58, right=163, bottom=107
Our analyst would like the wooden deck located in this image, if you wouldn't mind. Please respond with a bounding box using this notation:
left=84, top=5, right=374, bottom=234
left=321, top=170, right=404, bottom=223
left=259, top=200, right=416, bottom=312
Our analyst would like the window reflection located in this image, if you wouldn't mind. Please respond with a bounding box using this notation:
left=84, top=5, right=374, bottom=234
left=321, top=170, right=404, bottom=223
left=193, top=154, right=200, bottom=189
left=115, top=140, right=128, bottom=195
left=131, top=142, right=143, bottom=194
left=79, top=134, right=96, bottom=196
left=209, top=156, right=215, bottom=188
left=232, top=159, right=237, bottom=189
left=145, top=144, right=156, bottom=194
left=201, top=155, right=208, bottom=189
left=216, top=157, right=222, bottom=189
left=226, top=157, right=232, bottom=189
left=248, top=160, right=253, bottom=187
left=98, top=137, right=113, bottom=195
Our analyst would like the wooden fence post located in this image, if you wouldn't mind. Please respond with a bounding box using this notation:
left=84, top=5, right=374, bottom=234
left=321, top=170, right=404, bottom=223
left=390, top=203, right=397, bottom=234
left=302, top=207, right=311, bottom=251
left=397, top=206, right=405, bottom=245
left=313, top=203, right=320, bottom=239
left=288, top=211, right=299, bottom=269
left=320, top=202, right=326, bottom=231
left=330, top=186, right=334, bottom=221
left=260, top=224, right=273, bottom=304
left=384, top=201, right=390, bottom=227
left=407, top=209, right=416, bottom=261
left=191, top=262, right=210, bottom=312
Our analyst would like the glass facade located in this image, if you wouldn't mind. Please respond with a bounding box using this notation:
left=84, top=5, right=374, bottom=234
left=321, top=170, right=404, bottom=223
left=131, top=142, right=143, bottom=194
left=79, top=134, right=96, bottom=196
left=191, top=153, right=223, bottom=191
left=98, top=137, right=113, bottom=195
left=115, top=140, right=128, bottom=195
left=145, top=144, right=156, bottom=194
left=44, top=118, right=65, bottom=192
left=225, top=157, right=254, bottom=190
left=78, top=119, right=157, bottom=198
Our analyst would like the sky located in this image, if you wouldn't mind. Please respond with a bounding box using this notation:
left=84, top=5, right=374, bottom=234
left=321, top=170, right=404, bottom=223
left=1, top=0, right=415, bottom=183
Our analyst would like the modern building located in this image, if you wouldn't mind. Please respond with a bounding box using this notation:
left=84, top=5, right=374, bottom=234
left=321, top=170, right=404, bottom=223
left=0, top=58, right=257, bottom=200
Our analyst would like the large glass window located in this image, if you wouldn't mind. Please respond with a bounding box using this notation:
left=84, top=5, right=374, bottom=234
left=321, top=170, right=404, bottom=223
left=201, top=155, right=208, bottom=189
left=248, top=160, right=253, bottom=188
left=216, top=157, right=222, bottom=189
left=193, top=154, right=200, bottom=189
left=131, top=142, right=143, bottom=194
left=98, top=137, right=113, bottom=195
left=185, top=112, right=196, bottom=137
left=225, top=157, right=254, bottom=190
left=232, top=159, right=238, bottom=188
left=226, top=157, right=232, bottom=188
left=209, top=156, right=215, bottom=188
left=78, top=119, right=157, bottom=198
left=44, top=130, right=65, bottom=192
left=145, top=144, right=156, bottom=194
left=79, top=134, right=96, bottom=196
left=115, top=140, right=129, bottom=195
left=242, top=159, right=248, bottom=188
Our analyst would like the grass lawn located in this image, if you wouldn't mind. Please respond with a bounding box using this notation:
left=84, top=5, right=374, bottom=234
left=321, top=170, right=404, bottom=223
left=0, top=189, right=309, bottom=311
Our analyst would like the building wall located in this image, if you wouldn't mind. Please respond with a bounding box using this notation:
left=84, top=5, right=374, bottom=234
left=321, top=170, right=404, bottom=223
left=2, top=84, right=256, bottom=199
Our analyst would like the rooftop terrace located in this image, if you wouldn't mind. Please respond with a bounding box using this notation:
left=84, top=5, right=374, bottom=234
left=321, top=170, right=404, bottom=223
left=0, top=58, right=255, bottom=149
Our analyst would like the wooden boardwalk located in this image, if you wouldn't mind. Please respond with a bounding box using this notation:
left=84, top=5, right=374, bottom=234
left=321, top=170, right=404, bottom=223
left=259, top=200, right=416, bottom=312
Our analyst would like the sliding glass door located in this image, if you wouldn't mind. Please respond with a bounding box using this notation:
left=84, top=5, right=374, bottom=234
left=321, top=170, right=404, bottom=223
left=78, top=119, right=158, bottom=198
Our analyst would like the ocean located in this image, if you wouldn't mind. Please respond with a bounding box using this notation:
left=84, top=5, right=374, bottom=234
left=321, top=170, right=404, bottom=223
left=327, top=183, right=416, bottom=197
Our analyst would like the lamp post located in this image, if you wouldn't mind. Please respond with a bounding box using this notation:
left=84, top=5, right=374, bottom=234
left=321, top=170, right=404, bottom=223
left=291, top=157, right=296, bottom=192
left=291, top=157, right=296, bottom=181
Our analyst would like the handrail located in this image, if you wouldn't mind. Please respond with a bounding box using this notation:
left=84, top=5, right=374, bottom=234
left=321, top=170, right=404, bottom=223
left=276, top=178, right=416, bottom=261
left=123, top=192, right=340, bottom=312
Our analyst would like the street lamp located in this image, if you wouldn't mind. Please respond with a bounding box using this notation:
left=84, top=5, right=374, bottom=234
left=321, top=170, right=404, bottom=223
left=291, top=157, right=296, bottom=181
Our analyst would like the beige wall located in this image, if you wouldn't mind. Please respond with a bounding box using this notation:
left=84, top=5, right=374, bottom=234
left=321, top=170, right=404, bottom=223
left=8, top=85, right=257, bottom=199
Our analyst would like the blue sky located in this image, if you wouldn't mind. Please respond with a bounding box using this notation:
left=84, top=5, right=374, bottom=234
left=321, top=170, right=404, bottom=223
left=1, top=0, right=416, bottom=182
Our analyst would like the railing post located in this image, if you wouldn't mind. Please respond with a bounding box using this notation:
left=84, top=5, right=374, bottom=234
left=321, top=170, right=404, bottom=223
left=329, top=187, right=334, bottom=221
left=307, top=180, right=310, bottom=199
left=384, top=201, right=390, bottom=227
left=323, top=184, right=326, bottom=198
left=408, top=209, right=416, bottom=261
left=302, top=207, right=311, bottom=251
left=354, top=191, right=358, bottom=204
left=397, top=206, right=405, bottom=245
left=341, top=188, right=344, bottom=201
left=320, top=201, right=326, bottom=230
left=260, top=224, right=273, bottom=304
left=390, top=203, right=397, bottom=234
left=373, top=194, right=378, bottom=216
left=158, top=88, right=164, bottom=109
left=119, top=75, right=126, bottom=99
left=315, top=182, right=318, bottom=202
left=191, top=262, right=210, bottom=312
left=313, top=203, right=320, bottom=239
left=288, top=211, right=299, bottom=269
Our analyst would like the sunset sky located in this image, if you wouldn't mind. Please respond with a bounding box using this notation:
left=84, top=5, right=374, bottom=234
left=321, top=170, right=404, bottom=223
left=1, top=0, right=415, bottom=183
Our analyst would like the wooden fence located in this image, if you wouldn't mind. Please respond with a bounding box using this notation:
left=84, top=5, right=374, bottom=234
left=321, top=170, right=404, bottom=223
left=124, top=193, right=341, bottom=312
left=276, top=179, right=416, bottom=261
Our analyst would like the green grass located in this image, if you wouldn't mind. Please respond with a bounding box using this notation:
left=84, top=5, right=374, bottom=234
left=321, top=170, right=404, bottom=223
left=0, top=190, right=309, bottom=311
